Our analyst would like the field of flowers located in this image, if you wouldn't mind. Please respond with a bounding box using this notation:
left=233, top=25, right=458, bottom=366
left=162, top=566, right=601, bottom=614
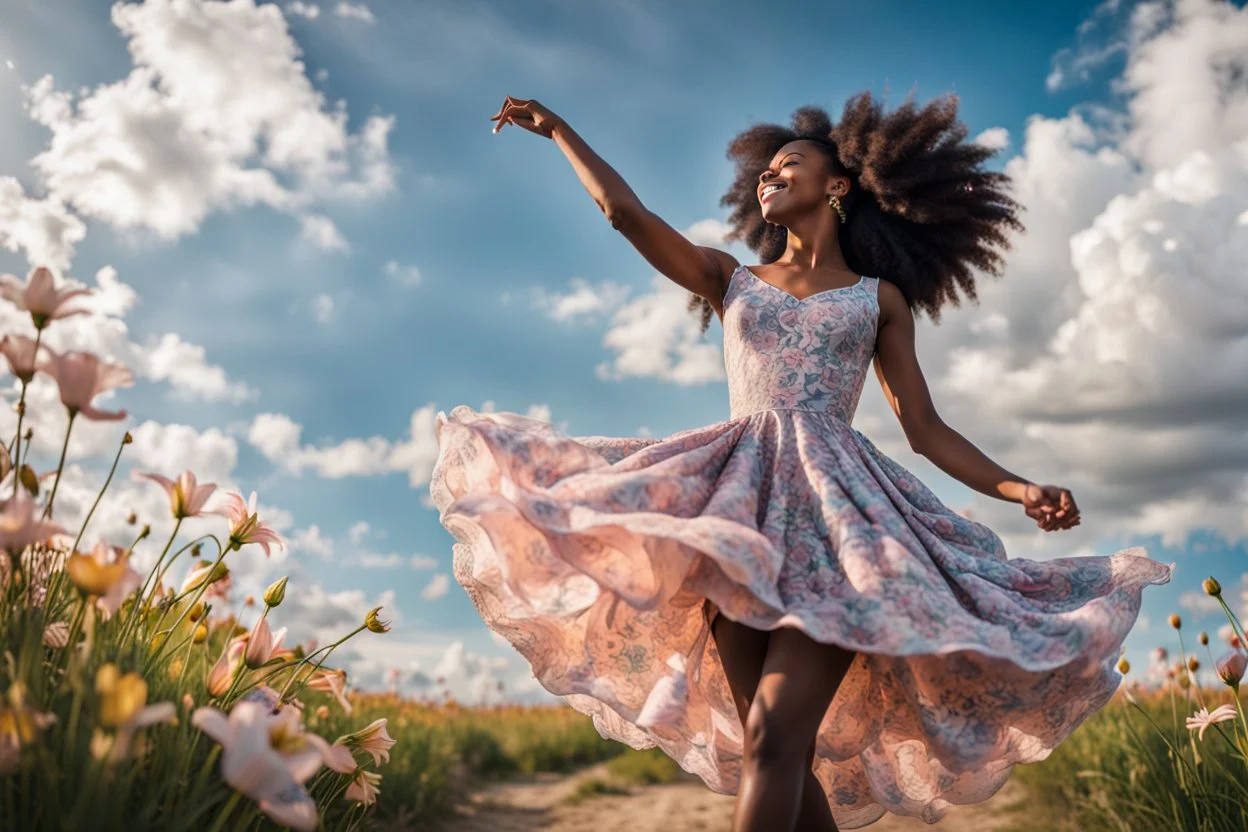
left=1, top=263, right=1246, bottom=831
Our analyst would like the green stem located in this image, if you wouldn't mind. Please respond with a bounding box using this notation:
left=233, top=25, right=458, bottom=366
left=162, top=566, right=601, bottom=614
left=146, top=540, right=228, bottom=667
left=206, top=790, right=244, bottom=832
left=138, top=518, right=185, bottom=613
left=69, top=431, right=129, bottom=556
left=40, top=408, right=76, bottom=521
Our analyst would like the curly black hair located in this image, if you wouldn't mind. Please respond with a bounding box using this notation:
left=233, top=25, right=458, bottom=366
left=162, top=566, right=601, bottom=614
left=688, top=90, right=1023, bottom=333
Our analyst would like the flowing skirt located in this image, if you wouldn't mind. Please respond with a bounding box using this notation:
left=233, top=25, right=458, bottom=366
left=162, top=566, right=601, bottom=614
left=428, top=404, right=1172, bottom=827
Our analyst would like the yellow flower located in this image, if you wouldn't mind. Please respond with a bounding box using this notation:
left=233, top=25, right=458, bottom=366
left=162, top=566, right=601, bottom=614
left=364, top=606, right=390, bottom=634
left=1203, top=577, right=1222, bottom=597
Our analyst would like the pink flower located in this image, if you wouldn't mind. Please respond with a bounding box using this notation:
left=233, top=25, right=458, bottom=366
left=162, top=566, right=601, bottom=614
left=306, top=667, right=352, bottom=714
left=133, top=470, right=217, bottom=519
left=244, top=616, right=287, bottom=670
left=38, top=348, right=133, bottom=421
left=66, top=541, right=142, bottom=618
left=0, top=266, right=91, bottom=330
left=0, top=494, right=64, bottom=556
left=1185, top=704, right=1238, bottom=741
left=322, top=741, right=357, bottom=775
left=338, top=718, right=395, bottom=766
left=210, top=491, right=285, bottom=556
left=191, top=701, right=325, bottom=831
left=1215, top=651, right=1247, bottom=687
left=0, top=335, right=44, bottom=384
left=207, top=635, right=248, bottom=697
left=344, top=770, right=381, bottom=805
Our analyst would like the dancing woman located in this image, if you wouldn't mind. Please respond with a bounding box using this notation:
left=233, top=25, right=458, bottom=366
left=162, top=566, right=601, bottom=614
left=429, top=92, right=1172, bottom=831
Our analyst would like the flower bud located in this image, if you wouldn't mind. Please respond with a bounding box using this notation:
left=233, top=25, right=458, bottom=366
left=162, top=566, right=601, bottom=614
left=365, top=606, right=391, bottom=634
left=1169, top=614, right=1182, bottom=630
left=123, top=432, right=133, bottom=445
left=244, top=595, right=255, bottom=607
left=315, top=705, right=329, bottom=720
left=18, top=464, right=38, bottom=497
left=1199, top=630, right=1209, bottom=646
left=193, top=623, right=209, bottom=644
left=138, top=524, right=151, bottom=541
left=126, top=510, right=137, bottom=525
left=191, top=542, right=202, bottom=557
left=1203, top=576, right=1222, bottom=597
left=1188, top=656, right=1199, bottom=672
left=1115, top=656, right=1130, bottom=674
left=263, top=576, right=288, bottom=608
left=1177, top=671, right=1191, bottom=689
left=1216, top=651, right=1247, bottom=687
left=188, top=601, right=206, bottom=622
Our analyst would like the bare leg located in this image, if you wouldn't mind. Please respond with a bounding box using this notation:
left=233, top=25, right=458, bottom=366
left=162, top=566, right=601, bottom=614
left=731, top=626, right=856, bottom=832
left=710, top=612, right=842, bottom=832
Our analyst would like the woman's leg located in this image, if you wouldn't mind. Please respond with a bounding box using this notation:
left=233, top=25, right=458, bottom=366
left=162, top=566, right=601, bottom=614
left=731, top=626, right=857, bottom=832
left=709, top=612, right=842, bottom=832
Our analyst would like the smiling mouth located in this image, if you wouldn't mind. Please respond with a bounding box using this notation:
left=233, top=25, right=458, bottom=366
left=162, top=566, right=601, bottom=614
left=760, top=184, right=786, bottom=203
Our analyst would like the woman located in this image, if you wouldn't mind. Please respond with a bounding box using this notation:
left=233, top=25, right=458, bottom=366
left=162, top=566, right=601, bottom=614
left=429, top=92, right=1172, bottom=831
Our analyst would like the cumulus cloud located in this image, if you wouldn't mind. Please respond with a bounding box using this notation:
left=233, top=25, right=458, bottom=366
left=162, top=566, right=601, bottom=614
left=382, top=260, right=422, bottom=287
left=0, top=178, right=85, bottom=270
left=286, top=1, right=321, bottom=19
left=531, top=277, right=631, bottom=324
left=247, top=401, right=554, bottom=487
left=334, top=2, right=376, bottom=24
left=11, top=0, right=394, bottom=266
left=973, top=127, right=1010, bottom=151
left=420, top=573, right=450, bottom=600
left=299, top=215, right=350, bottom=253
left=893, top=0, right=1248, bottom=555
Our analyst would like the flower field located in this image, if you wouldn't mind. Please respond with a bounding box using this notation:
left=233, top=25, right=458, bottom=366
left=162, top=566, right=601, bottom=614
left=1, top=263, right=1246, bottom=831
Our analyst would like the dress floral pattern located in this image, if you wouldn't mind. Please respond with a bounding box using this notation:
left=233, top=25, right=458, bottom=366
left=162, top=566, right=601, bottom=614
left=429, top=264, right=1173, bottom=827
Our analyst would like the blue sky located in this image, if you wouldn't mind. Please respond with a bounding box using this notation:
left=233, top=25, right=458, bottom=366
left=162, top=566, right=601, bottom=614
left=0, top=0, right=1245, bottom=699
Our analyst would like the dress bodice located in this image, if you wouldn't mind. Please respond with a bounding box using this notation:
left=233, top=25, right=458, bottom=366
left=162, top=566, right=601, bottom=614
left=722, top=265, right=881, bottom=423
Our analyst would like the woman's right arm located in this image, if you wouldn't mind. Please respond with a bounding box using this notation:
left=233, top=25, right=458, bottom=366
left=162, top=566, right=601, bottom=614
left=547, top=118, right=737, bottom=310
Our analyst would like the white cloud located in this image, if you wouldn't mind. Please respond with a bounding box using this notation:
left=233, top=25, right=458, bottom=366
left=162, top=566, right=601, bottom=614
left=299, top=214, right=350, bottom=253
left=0, top=177, right=85, bottom=270
left=682, top=218, right=732, bottom=247
left=334, top=2, right=376, bottom=24
left=409, top=554, right=437, bottom=569
left=312, top=293, right=335, bottom=324
left=382, top=260, right=422, bottom=287
left=347, top=520, right=371, bottom=544
left=973, top=127, right=1010, bottom=151
left=17, top=0, right=394, bottom=265
left=595, top=272, right=725, bottom=385
left=248, top=401, right=553, bottom=487
left=358, top=553, right=405, bottom=568
left=288, top=524, right=334, bottom=559
left=286, top=1, right=321, bottom=19
left=420, top=573, right=450, bottom=600
left=532, top=277, right=631, bottom=324
left=886, top=0, right=1248, bottom=554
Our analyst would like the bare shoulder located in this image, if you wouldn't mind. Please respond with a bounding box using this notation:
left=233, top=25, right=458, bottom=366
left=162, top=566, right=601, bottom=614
left=874, top=278, right=911, bottom=326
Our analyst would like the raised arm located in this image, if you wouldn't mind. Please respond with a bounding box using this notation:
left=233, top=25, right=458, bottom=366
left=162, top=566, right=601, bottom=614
left=491, top=97, right=737, bottom=312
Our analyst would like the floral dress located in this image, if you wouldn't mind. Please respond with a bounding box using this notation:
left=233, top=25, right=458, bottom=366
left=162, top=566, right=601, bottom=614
left=428, top=264, right=1173, bottom=827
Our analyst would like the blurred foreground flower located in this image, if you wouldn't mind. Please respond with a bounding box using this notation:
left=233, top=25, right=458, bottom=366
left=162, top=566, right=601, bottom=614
left=0, top=494, right=63, bottom=558
left=207, top=636, right=248, bottom=697
left=39, top=348, right=133, bottom=421
left=1216, top=651, right=1246, bottom=688
left=67, top=541, right=141, bottom=616
left=0, top=683, right=56, bottom=775
left=306, top=668, right=351, bottom=714
left=344, top=770, right=381, bottom=806
left=92, top=664, right=175, bottom=763
left=0, top=266, right=90, bottom=330
left=1185, top=704, right=1237, bottom=741
left=244, top=617, right=287, bottom=670
left=0, top=335, right=43, bottom=384
left=192, top=700, right=332, bottom=831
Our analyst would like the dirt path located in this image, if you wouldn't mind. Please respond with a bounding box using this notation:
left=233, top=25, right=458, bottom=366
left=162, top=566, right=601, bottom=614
left=435, top=761, right=1028, bottom=831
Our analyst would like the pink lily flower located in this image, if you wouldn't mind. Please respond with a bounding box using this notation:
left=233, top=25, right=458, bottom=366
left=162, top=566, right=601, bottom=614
left=0, top=335, right=44, bottom=383
left=306, top=667, right=352, bottom=714
left=244, top=616, right=287, bottom=670
left=191, top=700, right=325, bottom=831
left=207, top=635, right=249, bottom=697
left=133, top=470, right=217, bottom=519
left=38, top=348, right=133, bottom=421
left=0, top=494, right=64, bottom=556
left=0, top=266, right=91, bottom=330
left=210, top=491, right=285, bottom=556
left=1216, top=651, right=1247, bottom=687
left=344, top=770, right=381, bottom=806
left=338, top=718, right=396, bottom=766
left=1185, top=704, right=1238, bottom=741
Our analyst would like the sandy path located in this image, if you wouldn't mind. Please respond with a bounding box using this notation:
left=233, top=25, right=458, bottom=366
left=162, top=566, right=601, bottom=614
left=435, top=761, right=1028, bottom=831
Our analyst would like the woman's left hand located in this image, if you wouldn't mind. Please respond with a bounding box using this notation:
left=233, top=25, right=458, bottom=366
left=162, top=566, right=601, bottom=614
left=1021, top=483, right=1081, bottom=531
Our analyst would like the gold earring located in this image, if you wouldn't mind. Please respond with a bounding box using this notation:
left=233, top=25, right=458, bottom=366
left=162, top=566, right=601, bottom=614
left=827, top=193, right=847, bottom=223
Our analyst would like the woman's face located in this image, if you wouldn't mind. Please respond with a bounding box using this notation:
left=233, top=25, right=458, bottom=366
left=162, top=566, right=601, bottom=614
left=756, top=140, right=835, bottom=225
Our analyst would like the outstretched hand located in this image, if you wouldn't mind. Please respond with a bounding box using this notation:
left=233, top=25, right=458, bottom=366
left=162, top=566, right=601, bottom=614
left=489, top=96, right=563, bottom=139
left=1021, top=483, right=1081, bottom=532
